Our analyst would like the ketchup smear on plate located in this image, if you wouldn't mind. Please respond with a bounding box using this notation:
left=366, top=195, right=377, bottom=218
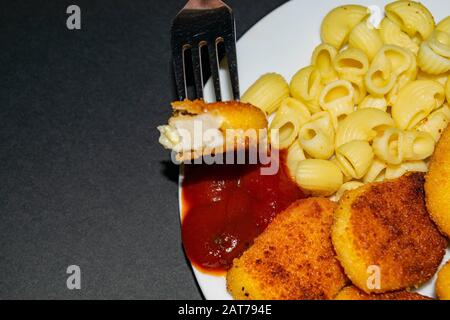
left=181, top=151, right=305, bottom=274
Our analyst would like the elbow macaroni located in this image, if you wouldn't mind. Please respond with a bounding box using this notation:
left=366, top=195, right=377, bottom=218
left=365, top=45, right=413, bottom=97
left=294, top=159, right=343, bottom=196
left=416, top=104, right=450, bottom=141
left=379, top=17, right=419, bottom=54
left=428, top=30, right=450, bottom=58
left=372, top=127, right=404, bottom=165
left=373, top=128, right=435, bottom=164
left=359, top=95, right=387, bottom=111
left=363, top=158, right=388, bottom=183
left=244, top=1, right=449, bottom=198
left=335, top=108, right=394, bottom=147
left=339, top=73, right=367, bottom=104
left=417, top=70, right=450, bottom=86
left=349, top=20, right=383, bottom=61
left=336, top=140, right=374, bottom=179
left=437, top=16, right=450, bottom=33
left=319, top=80, right=355, bottom=127
left=392, top=80, right=446, bottom=130
left=321, top=5, right=370, bottom=50
left=418, top=32, right=450, bottom=75
left=402, top=131, right=435, bottom=161
left=270, top=97, right=311, bottom=149
left=286, top=139, right=306, bottom=179
left=385, top=0, right=435, bottom=40
left=386, top=50, right=418, bottom=106
left=241, top=73, right=289, bottom=114
left=290, top=66, right=323, bottom=113
left=333, top=48, right=369, bottom=77
left=298, top=112, right=335, bottom=159
left=312, top=43, right=339, bottom=83
left=379, top=18, right=419, bottom=54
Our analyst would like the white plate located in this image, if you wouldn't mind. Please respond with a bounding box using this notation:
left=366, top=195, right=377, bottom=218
left=179, top=0, right=450, bottom=300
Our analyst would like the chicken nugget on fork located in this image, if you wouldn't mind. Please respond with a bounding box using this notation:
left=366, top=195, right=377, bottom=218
left=158, top=100, right=268, bottom=161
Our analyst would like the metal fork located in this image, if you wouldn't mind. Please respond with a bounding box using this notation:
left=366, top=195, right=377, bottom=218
left=171, top=0, right=240, bottom=101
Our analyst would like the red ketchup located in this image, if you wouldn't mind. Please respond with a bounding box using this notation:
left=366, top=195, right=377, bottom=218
left=181, top=151, right=305, bottom=274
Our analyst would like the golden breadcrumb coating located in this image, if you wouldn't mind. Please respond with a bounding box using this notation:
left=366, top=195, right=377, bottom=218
left=158, top=100, right=268, bottom=161
left=332, top=173, right=446, bottom=293
left=171, top=100, right=268, bottom=131
left=227, top=198, right=347, bottom=300
left=335, top=286, right=432, bottom=300
left=436, top=260, right=450, bottom=300
left=426, top=124, right=450, bottom=238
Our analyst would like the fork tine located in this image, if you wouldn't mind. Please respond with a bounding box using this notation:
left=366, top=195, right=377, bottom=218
left=208, top=41, right=222, bottom=102
left=172, top=44, right=187, bottom=101
left=223, top=37, right=240, bottom=100
left=190, top=44, right=204, bottom=99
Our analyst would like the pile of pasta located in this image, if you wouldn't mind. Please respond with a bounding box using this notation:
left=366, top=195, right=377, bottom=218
left=241, top=1, right=450, bottom=199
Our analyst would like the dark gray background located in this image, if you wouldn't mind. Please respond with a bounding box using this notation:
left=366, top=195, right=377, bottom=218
left=0, top=0, right=288, bottom=299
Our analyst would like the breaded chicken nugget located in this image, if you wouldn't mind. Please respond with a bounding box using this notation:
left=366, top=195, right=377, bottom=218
left=332, top=173, right=447, bottom=293
left=436, top=260, right=450, bottom=300
left=227, top=198, right=347, bottom=300
left=158, top=100, right=268, bottom=161
left=335, top=286, right=432, bottom=300
left=426, top=124, right=450, bottom=238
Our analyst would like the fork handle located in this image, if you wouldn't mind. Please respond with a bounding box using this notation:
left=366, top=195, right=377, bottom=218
left=184, top=0, right=225, bottom=10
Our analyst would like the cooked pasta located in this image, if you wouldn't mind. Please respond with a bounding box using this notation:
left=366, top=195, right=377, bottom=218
left=242, top=1, right=449, bottom=198
left=319, top=80, right=355, bottom=126
left=358, top=95, right=387, bottom=111
left=392, top=80, right=446, bottom=130
left=363, top=158, right=388, bottom=183
left=428, top=30, right=450, bottom=58
left=241, top=73, right=289, bottom=114
left=348, top=20, right=383, bottom=61
left=365, top=45, right=413, bottom=97
left=386, top=48, right=418, bottom=105
left=385, top=161, right=428, bottom=180
left=418, top=44, right=450, bottom=76
left=290, top=66, right=323, bottom=113
left=385, top=0, right=435, bottom=41
left=437, top=16, right=450, bottom=33
left=286, top=139, right=306, bottom=179
left=402, top=130, right=435, bottom=161
left=418, top=33, right=450, bottom=75
left=339, top=73, right=366, bottom=105
left=334, top=181, right=364, bottom=201
left=333, top=48, right=369, bottom=77
left=330, top=156, right=352, bottom=183
left=379, top=17, right=419, bottom=54
left=416, top=104, right=450, bottom=141
left=335, top=108, right=394, bottom=147
left=298, top=112, right=335, bottom=159
left=417, top=70, right=450, bottom=86
left=336, top=140, right=374, bottom=179
left=372, top=127, right=404, bottom=165
left=320, top=5, right=370, bottom=50
left=311, top=43, right=339, bottom=83
left=294, top=159, right=343, bottom=196
left=269, top=97, right=311, bottom=149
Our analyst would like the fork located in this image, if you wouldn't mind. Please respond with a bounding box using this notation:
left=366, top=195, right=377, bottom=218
left=171, top=0, right=240, bottom=102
